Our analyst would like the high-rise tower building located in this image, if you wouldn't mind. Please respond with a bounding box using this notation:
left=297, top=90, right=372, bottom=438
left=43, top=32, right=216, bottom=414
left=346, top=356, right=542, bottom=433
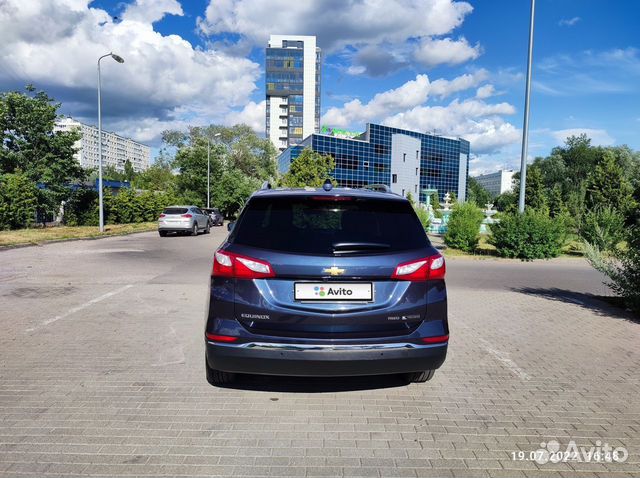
left=266, top=35, right=321, bottom=152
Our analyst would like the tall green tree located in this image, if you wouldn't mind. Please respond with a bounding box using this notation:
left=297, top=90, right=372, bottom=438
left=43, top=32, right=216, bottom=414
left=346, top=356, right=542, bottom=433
left=585, top=150, right=636, bottom=214
left=467, top=176, right=492, bottom=206
left=0, top=86, right=83, bottom=212
left=281, top=148, right=336, bottom=188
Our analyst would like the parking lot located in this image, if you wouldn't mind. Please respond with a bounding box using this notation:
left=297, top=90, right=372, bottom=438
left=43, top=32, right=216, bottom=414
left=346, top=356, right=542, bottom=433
left=0, top=229, right=638, bottom=477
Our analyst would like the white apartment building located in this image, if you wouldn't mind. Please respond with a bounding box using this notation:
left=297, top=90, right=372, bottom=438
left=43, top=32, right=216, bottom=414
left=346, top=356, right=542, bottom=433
left=473, top=169, right=515, bottom=196
left=266, top=35, right=321, bottom=152
left=55, top=117, right=150, bottom=173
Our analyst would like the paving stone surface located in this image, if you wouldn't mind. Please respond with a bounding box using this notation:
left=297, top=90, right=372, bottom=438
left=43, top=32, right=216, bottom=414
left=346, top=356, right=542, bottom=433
left=0, top=230, right=638, bottom=477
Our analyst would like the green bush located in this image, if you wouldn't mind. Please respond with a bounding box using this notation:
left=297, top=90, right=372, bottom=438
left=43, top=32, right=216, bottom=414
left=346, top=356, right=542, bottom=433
left=579, top=205, right=625, bottom=251
left=489, top=209, right=566, bottom=260
left=444, top=202, right=484, bottom=252
left=413, top=205, right=430, bottom=230
left=586, top=227, right=640, bottom=314
left=63, top=188, right=99, bottom=226
left=0, top=173, right=39, bottom=230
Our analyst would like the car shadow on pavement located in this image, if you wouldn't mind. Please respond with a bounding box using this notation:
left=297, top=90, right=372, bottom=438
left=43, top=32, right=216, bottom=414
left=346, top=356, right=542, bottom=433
left=216, top=373, right=410, bottom=393
left=512, top=287, right=639, bottom=323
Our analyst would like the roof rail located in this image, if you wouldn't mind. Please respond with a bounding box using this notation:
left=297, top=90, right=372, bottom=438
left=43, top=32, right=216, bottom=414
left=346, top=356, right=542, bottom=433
left=363, top=184, right=395, bottom=194
left=261, top=181, right=272, bottom=190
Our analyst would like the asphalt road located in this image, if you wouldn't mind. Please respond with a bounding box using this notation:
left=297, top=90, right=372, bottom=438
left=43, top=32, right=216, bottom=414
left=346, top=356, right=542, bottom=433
left=0, top=229, right=638, bottom=477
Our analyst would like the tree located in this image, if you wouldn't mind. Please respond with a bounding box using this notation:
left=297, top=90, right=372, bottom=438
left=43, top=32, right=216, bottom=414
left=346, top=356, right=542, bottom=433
left=524, top=166, right=548, bottom=211
left=124, top=159, right=135, bottom=182
left=0, top=86, right=84, bottom=214
left=467, top=176, right=492, bottom=206
left=585, top=150, right=636, bottom=215
left=0, top=173, right=39, bottom=229
left=281, top=148, right=335, bottom=188
left=211, top=169, right=261, bottom=218
left=133, top=160, right=176, bottom=192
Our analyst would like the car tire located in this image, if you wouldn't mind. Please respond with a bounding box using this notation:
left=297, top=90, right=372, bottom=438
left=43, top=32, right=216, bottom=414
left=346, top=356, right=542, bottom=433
left=159, top=231, right=167, bottom=237
left=191, top=223, right=198, bottom=236
left=206, top=360, right=235, bottom=385
left=405, top=370, right=435, bottom=383
left=205, top=224, right=210, bottom=234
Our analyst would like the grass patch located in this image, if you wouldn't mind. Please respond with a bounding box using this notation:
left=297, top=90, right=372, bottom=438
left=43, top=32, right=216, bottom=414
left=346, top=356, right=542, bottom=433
left=0, top=223, right=157, bottom=247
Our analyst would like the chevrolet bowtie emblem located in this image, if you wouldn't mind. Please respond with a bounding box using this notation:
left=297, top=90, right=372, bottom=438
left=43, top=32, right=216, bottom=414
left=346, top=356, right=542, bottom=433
left=323, top=266, right=345, bottom=276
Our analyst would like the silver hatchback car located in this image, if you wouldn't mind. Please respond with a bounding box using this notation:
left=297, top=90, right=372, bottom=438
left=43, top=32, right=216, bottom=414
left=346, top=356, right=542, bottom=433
left=158, top=206, right=210, bottom=237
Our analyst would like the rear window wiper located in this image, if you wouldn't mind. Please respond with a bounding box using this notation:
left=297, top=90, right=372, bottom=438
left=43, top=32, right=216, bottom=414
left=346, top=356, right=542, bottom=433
left=332, top=242, right=391, bottom=254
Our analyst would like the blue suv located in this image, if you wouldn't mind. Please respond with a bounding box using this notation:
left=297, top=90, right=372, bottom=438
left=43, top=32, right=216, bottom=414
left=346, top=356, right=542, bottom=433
left=205, top=183, right=448, bottom=385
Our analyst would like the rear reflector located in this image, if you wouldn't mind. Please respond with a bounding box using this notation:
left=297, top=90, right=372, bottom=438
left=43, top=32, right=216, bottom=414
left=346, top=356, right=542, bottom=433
left=205, top=333, right=238, bottom=343
left=421, top=335, right=449, bottom=344
left=391, top=253, right=445, bottom=281
left=213, top=250, right=275, bottom=279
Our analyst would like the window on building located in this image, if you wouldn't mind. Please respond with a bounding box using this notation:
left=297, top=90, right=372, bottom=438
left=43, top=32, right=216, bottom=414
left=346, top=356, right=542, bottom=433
left=414, top=184, right=418, bottom=193
left=415, top=168, right=419, bottom=176
left=392, top=174, right=397, bottom=183
left=416, top=150, right=419, bottom=159
left=363, top=161, right=369, bottom=168
left=403, top=153, right=406, bottom=162
left=402, top=189, right=405, bottom=196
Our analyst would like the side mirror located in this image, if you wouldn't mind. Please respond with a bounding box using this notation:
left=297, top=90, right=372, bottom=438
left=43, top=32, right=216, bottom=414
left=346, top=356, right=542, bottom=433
left=227, top=221, right=235, bottom=232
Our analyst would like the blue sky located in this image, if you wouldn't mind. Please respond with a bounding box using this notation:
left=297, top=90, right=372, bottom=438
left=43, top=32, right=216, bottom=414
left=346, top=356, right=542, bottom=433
left=1, top=0, right=638, bottom=174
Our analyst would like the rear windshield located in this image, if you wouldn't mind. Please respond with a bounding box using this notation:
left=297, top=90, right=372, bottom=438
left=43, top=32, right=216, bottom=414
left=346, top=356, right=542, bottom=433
left=232, top=196, right=429, bottom=254
left=163, top=208, right=188, bottom=215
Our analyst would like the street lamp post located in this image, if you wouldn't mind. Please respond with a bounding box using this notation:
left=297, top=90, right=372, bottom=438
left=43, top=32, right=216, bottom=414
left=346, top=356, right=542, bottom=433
left=97, top=52, right=124, bottom=232
left=518, top=0, right=536, bottom=213
left=207, top=132, right=222, bottom=209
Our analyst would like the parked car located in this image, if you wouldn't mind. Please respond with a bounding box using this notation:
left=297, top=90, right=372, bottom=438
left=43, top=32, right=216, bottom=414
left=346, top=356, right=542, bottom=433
left=158, top=206, right=210, bottom=237
left=204, top=182, right=448, bottom=385
left=203, top=208, right=224, bottom=226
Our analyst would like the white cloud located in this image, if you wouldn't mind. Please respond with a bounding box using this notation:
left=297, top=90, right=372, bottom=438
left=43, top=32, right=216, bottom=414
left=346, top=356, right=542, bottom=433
left=476, top=84, right=495, bottom=99
left=551, top=128, right=614, bottom=146
left=0, top=0, right=261, bottom=145
left=559, top=16, right=581, bottom=27
left=198, top=0, right=479, bottom=76
left=322, top=74, right=519, bottom=154
left=322, top=71, right=488, bottom=127
left=414, top=37, right=481, bottom=68
left=122, top=0, right=183, bottom=24
left=224, top=100, right=266, bottom=134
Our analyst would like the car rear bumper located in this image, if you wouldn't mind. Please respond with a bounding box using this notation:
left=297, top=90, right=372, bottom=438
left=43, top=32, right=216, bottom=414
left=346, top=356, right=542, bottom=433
left=158, top=222, right=192, bottom=231
left=205, top=340, right=447, bottom=377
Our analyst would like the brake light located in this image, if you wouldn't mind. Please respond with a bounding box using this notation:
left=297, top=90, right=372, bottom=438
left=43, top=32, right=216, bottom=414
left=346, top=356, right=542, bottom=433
left=181, top=214, right=192, bottom=218
left=212, top=250, right=275, bottom=279
left=205, top=333, right=238, bottom=343
left=311, top=196, right=353, bottom=201
left=159, top=214, right=166, bottom=218
left=421, top=334, right=449, bottom=344
left=391, top=254, right=445, bottom=281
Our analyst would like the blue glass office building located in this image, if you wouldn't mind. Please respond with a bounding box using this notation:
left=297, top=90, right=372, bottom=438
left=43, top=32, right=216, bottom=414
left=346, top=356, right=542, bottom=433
left=278, top=123, right=470, bottom=202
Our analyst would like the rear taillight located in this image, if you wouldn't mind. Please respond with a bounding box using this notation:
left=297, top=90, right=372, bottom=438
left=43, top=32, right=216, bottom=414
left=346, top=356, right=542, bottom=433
left=181, top=213, right=192, bottom=218
left=205, top=333, right=238, bottom=343
left=391, top=254, right=445, bottom=281
left=212, top=250, right=275, bottom=279
left=159, top=214, right=166, bottom=218
left=421, top=334, right=449, bottom=344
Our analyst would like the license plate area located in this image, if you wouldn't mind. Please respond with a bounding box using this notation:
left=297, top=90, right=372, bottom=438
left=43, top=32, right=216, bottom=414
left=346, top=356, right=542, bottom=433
left=294, top=282, right=373, bottom=302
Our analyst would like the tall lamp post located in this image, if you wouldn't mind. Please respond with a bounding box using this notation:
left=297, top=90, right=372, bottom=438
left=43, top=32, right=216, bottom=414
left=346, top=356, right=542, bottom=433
left=207, top=132, right=222, bottom=209
left=518, top=0, right=536, bottom=213
left=97, top=52, right=124, bottom=232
